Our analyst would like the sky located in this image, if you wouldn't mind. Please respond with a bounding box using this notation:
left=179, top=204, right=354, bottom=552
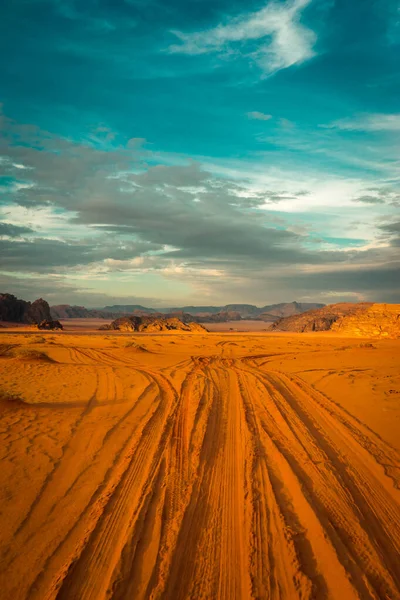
left=0, top=0, right=399, bottom=308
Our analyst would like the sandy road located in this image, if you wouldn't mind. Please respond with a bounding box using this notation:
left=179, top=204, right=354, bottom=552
left=0, top=334, right=399, bottom=599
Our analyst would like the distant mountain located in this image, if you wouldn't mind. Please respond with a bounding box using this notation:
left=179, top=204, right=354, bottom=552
left=50, top=305, right=115, bottom=319
left=102, top=305, right=157, bottom=314
left=258, top=301, right=325, bottom=321
left=95, top=302, right=325, bottom=322
left=165, top=306, right=224, bottom=315
left=49, top=301, right=325, bottom=322
left=0, top=293, right=51, bottom=324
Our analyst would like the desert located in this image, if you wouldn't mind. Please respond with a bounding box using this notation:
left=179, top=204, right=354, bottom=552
left=1, top=0, right=400, bottom=596
left=0, top=319, right=399, bottom=599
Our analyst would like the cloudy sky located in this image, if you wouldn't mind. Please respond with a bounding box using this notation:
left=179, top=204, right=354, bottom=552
left=0, top=0, right=399, bottom=307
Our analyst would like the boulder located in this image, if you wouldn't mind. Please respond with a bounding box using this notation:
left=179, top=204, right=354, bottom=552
left=37, top=320, right=63, bottom=330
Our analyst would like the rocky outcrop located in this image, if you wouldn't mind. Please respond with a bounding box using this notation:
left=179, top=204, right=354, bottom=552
left=0, top=293, right=27, bottom=322
left=0, top=294, right=52, bottom=324
left=24, top=299, right=52, bottom=324
left=271, top=303, right=400, bottom=338
left=331, top=304, right=400, bottom=338
left=37, top=320, right=63, bottom=330
left=100, top=316, right=208, bottom=333
left=270, top=303, right=366, bottom=332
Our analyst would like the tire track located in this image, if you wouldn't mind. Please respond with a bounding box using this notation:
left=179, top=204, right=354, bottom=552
left=1, top=345, right=399, bottom=600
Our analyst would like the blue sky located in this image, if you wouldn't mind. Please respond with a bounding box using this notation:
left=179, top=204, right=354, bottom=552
left=0, top=0, right=399, bottom=306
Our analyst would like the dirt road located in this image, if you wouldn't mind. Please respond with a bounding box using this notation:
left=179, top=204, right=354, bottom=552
left=0, top=333, right=399, bottom=599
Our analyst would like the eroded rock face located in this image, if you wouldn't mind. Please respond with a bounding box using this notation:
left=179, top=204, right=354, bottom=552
left=271, top=303, right=371, bottom=332
left=37, top=320, right=63, bottom=330
left=331, top=304, right=400, bottom=338
left=24, top=299, right=52, bottom=324
left=0, top=294, right=52, bottom=324
left=271, top=302, right=400, bottom=338
left=100, top=316, right=208, bottom=333
left=0, top=294, right=27, bottom=322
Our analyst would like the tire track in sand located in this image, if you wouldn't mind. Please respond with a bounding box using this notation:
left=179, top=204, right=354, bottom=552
left=238, top=362, right=400, bottom=599
left=1, top=349, right=400, bottom=600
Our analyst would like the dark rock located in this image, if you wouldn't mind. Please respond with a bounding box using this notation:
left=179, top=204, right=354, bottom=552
left=37, top=320, right=63, bottom=330
left=0, top=293, right=52, bottom=324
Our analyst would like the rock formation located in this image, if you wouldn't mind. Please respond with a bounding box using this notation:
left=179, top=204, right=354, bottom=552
left=271, top=303, right=399, bottom=338
left=331, top=304, right=400, bottom=338
left=100, top=316, right=208, bottom=333
left=0, top=294, right=52, bottom=324
left=37, top=320, right=63, bottom=330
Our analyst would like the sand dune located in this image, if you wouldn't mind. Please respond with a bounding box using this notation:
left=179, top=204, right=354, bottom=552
left=0, top=332, right=399, bottom=599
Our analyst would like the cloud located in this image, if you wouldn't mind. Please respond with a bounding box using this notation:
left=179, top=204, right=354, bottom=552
left=378, top=221, right=400, bottom=247
left=0, top=237, right=161, bottom=272
left=0, top=222, right=34, bottom=237
left=168, top=0, right=317, bottom=75
left=352, top=187, right=400, bottom=206
left=0, top=272, right=167, bottom=308
left=247, top=111, right=272, bottom=121
left=352, top=195, right=385, bottom=205
left=1, top=108, right=399, bottom=305
left=324, top=113, right=400, bottom=132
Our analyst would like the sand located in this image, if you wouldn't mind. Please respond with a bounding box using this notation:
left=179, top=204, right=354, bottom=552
left=0, top=330, right=399, bottom=599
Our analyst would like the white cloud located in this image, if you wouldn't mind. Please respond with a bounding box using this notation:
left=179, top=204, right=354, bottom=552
left=168, top=0, right=316, bottom=75
left=247, top=111, right=272, bottom=121
left=325, top=113, right=400, bottom=132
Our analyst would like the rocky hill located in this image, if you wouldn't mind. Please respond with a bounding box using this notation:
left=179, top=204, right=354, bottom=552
left=271, top=303, right=400, bottom=338
left=100, top=316, right=208, bottom=333
left=331, top=304, right=400, bottom=338
left=0, top=293, right=51, bottom=324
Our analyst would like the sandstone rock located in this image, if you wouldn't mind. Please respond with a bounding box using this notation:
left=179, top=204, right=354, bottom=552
left=24, top=299, right=52, bottom=324
left=271, top=302, right=400, bottom=338
left=101, top=316, right=208, bottom=333
left=0, top=293, right=52, bottom=324
left=331, top=304, right=400, bottom=338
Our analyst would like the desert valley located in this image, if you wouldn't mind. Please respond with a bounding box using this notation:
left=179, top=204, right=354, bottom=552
left=1, top=0, right=399, bottom=597
left=0, top=295, right=399, bottom=599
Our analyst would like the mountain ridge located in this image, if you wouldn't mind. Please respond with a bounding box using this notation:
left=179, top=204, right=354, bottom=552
left=50, top=301, right=325, bottom=322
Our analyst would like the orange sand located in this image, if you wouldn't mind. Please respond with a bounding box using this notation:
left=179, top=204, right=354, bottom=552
left=0, top=331, right=399, bottom=599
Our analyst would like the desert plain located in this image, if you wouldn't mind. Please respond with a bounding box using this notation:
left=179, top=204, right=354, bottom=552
left=0, top=328, right=399, bottom=600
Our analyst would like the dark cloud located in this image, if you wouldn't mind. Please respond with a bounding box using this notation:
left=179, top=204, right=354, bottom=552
left=0, top=222, right=34, bottom=236
left=357, top=187, right=400, bottom=206
left=1, top=115, right=327, bottom=266
left=0, top=272, right=167, bottom=307
left=1, top=110, right=399, bottom=304
left=379, top=221, right=400, bottom=234
left=0, top=237, right=161, bottom=272
left=378, top=220, right=400, bottom=247
left=192, top=262, right=400, bottom=305
left=353, top=195, right=385, bottom=204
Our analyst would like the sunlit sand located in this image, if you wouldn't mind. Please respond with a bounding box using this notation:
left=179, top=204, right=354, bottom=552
left=0, top=330, right=399, bottom=599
